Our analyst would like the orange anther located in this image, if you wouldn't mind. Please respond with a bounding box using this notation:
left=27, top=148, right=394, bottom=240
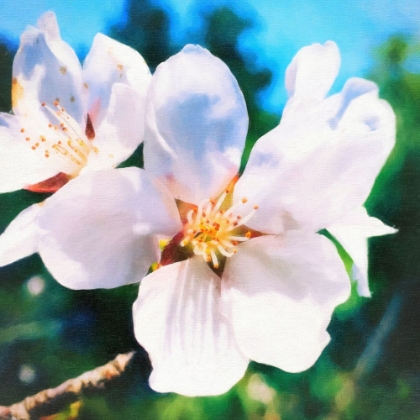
left=242, top=197, right=248, bottom=203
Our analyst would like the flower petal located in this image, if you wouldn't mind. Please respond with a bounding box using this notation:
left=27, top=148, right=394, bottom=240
left=133, top=257, right=248, bottom=396
left=144, top=44, right=248, bottom=204
left=235, top=77, right=396, bottom=233
left=328, top=206, right=397, bottom=297
left=12, top=12, right=85, bottom=125
left=285, top=41, right=340, bottom=105
left=83, top=33, right=151, bottom=127
left=0, top=113, right=63, bottom=192
left=222, top=231, right=350, bottom=373
left=0, top=203, right=41, bottom=266
left=38, top=168, right=181, bottom=290
left=84, top=83, right=147, bottom=171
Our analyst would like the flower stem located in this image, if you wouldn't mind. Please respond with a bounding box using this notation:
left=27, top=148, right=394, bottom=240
left=0, top=351, right=135, bottom=420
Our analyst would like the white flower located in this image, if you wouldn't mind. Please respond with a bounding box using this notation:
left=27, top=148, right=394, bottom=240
left=0, top=12, right=151, bottom=266
left=31, top=43, right=395, bottom=395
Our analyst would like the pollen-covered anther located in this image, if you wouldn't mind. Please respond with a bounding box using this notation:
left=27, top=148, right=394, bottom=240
left=180, top=192, right=258, bottom=268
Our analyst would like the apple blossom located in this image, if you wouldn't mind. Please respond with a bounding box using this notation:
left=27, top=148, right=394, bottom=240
left=28, top=43, right=395, bottom=396
left=0, top=12, right=151, bottom=266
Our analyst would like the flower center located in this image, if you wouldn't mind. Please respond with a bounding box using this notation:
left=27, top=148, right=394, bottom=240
left=180, top=190, right=258, bottom=269
left=20, top=101, right=97, bottom=177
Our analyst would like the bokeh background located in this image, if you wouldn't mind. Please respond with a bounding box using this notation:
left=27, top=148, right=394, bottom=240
left=0, top=1, right=420, bottom=419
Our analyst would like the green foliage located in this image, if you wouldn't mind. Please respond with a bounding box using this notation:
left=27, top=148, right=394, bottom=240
left=109, top=0, right=174, bottom=71
left=0, top=39, right=14, bottom=113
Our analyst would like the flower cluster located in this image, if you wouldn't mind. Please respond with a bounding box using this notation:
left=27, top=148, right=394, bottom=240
left=0, top=12, right=396, bottom=396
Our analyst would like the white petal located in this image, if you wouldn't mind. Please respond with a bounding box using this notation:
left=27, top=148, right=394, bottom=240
left=84, top=84, right=146, bottom=171
left=83, top=33, right=151, bottom=127
left=13, top=12, right=85, bottom=124
left=285, top=41, right=340, bottom=105
left=0, top=113, right=63, bottom=192
left=144, top=45, right=248, bottom=204
left=328, top=207, right=397, bottom=297
left=133, top=257, right=248, bottom=396
left=38, top=168, right=181, bottom=290
left=235, top=77, right=396, bottom=233
left=222, top=231, right=350, bottom=372
left=0, top=203, right=41, bottom=266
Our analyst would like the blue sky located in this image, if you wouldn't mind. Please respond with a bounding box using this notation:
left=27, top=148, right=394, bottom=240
left=0, top=0, right=419, bottom=112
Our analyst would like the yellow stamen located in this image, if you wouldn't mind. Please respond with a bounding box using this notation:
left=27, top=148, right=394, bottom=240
left=180, top=193, right=258, bottom=267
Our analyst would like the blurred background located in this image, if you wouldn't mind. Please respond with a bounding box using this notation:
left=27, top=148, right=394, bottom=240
left=0, top=0, right=420, bottom=419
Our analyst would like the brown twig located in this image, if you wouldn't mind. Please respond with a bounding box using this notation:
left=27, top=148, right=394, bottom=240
left=0, top=351, right=135, bottom=420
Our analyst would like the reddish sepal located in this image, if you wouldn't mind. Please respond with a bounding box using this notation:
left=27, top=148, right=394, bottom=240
left=25, top=172, right=70, bottom=193
left=85, top=113, right=95, bottom=140
left=159, top=232, right=192, bottom=267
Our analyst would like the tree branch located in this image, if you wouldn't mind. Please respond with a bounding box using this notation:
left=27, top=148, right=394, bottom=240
left=331, top=293, right=402, bottom=417
left=353, top=293, right=402, bottom=384
left=0, top=351, right=135, bottom=420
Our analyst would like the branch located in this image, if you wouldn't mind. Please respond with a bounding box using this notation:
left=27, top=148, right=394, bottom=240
left=0, top=351, right=135, bottom=420
left=353, top=293, right=402, bottom=384
left=332, top=293, right=402, bottom=416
